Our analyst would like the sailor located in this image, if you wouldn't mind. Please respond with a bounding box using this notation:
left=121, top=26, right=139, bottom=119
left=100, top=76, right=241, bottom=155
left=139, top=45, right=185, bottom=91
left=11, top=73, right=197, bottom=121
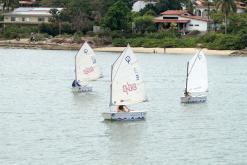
left=75, top=80, right=81, bottom=87
left=72, top=80, right=81, bottom=87
left=184, top=91, right=191, bottom=96
left=116, top=105, right=130, bottom=112
left=72, top=80, right=76, bottom=87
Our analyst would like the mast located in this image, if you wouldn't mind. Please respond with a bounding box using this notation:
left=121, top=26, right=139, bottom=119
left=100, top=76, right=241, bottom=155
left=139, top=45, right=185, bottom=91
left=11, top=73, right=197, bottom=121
left=75, top=53, right=77, bottom=81
left=185, top=61, right=189, bottom=96
left=109, top=64, right=113, bottom=108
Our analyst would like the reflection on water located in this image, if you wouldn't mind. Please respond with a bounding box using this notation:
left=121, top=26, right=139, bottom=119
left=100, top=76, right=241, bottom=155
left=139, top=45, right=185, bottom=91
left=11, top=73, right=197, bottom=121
left=1, top=48, right=247, bottom=164
left=103, top=120, right=146, bottom=164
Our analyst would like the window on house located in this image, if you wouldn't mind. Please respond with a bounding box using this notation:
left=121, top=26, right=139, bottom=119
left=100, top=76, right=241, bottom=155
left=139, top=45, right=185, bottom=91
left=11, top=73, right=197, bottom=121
left=195, top=24, right=199, bottom=26
left=11, top=17, right=16, bottom=22
left=163, top=17, right=178, bottom=20
left=189, top=24, right=193, bottom=26
left=38, top=17, right=45, bottom=22
left=22, top=17, right=25, bottom=22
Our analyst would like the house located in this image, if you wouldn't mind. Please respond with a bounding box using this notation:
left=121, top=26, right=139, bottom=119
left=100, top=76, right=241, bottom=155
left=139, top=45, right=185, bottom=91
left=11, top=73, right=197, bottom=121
left=235, top=0, right=246, bottom=13
left=193, top=0, right=214, bottom=17
left=19, top=0, right=38, bottom=7
left=193, top=0, right=246, bottom=17
left=3, top=7, right=63, bottom=25
left=154, top=10, right=213, bottom=32
left=132, top=0, right=157, bottom=12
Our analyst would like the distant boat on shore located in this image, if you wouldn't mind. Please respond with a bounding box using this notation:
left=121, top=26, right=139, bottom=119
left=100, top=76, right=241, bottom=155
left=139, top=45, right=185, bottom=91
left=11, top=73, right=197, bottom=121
left=181, top=49, right=208, bottom=103
left=72, top=42, right=103, bottom=93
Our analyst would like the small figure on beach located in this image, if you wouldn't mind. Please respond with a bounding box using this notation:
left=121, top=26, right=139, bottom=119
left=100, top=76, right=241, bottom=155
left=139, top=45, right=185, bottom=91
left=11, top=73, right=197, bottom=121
left=30, top=32, right=37, bottom=42
left=116, top=105, right=130, bottom=113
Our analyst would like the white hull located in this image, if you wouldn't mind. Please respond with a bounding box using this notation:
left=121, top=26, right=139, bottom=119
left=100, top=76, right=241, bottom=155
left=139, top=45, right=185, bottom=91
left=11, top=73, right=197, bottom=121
left=181, top=95, right=207, bottom=103
left=102, top=111, right=146, bottom=121
left=71, top=85, right=93, bottom=93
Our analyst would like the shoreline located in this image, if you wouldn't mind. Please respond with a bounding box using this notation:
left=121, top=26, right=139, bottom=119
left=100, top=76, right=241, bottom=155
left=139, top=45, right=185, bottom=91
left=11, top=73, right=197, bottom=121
left=0, top=39, right=239, bottom=56
left=94, top=47, right=234, bottom=56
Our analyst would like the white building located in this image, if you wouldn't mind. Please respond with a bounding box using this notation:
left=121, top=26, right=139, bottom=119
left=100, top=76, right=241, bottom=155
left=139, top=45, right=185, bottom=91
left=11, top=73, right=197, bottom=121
left=132, top=0, right=157, bottom=12
left=154, top=10, right=212, bottom=32
left=193, top=0, right=246, bottom=17
left=4, top=7, right=63, bottom=25
left=0, top=3, right=3, bottom=11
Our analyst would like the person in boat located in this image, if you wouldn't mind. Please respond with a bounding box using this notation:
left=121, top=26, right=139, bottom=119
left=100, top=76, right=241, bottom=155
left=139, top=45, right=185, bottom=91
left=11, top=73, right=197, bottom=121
left=116, top=105, right=130, bottom=112
left=184, top=90, right=191, bottom=97
left=72, top=80, right=81, bottom=88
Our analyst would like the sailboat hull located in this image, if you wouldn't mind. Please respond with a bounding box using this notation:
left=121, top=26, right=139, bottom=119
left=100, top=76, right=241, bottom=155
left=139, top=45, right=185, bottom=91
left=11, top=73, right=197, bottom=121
left=71, top=86, right=93, bottom=93
left=181, top=95, right=207, bottom=103
left=102, top=111, right=146, bottom=121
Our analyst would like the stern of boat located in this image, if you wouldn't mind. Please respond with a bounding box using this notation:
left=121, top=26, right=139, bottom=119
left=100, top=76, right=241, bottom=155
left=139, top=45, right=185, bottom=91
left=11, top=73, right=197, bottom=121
left=181, top=95, right=207, bottom=103
left=102, top=111, right=146, bottom=121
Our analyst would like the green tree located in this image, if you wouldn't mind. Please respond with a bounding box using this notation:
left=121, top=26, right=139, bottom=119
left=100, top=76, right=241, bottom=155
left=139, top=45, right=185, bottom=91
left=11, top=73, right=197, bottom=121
left=215, top=0, right=236, bottom=34
left=139, top=4, right=158, bottom=16
left=62, top=0, right=93, bottom=33
left=101, top=1, right=131, bottom=31
left=49, top=8, right=63, bottom=35
left=39, top=0, right=69, bottom=7
left=1, top=0, right=19, bottom=12
left=155, top=0, right=182, bottom=14
left=133, top=15, right=156, bottom=33
left=228, top=13, right=247, bottom=33
left=101, top=0, right=133, bottom=15
left=140, top=0, right=182, bottom=15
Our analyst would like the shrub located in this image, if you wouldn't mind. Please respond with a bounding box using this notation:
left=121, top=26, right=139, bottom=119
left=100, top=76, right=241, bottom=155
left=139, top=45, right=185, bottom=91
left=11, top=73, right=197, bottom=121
left=206, top=34, right=245, bottom=50
left=3, top=25, right=38, bottom=39
left=145, top=30, right=181, bottom=39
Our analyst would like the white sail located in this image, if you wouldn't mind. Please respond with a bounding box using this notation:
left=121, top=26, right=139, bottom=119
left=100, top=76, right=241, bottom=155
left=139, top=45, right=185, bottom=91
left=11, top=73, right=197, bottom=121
left=110, top=45, right=147, bottom=105
left=187, top=50, right=208, bottom=94
left=75, top=42, right=102, bottom=81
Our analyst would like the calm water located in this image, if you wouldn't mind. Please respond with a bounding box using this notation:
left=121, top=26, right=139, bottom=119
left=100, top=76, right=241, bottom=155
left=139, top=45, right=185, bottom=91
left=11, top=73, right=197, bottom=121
left=1, top=48, right=247, bottom=165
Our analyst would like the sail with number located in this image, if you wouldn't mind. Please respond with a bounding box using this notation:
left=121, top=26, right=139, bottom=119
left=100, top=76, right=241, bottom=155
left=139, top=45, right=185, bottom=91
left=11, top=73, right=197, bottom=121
left=75, top=42, right=102, bottom=82
left=186, top=50, right=208, bottom=94
left=110, top=45, right=147, bottom=106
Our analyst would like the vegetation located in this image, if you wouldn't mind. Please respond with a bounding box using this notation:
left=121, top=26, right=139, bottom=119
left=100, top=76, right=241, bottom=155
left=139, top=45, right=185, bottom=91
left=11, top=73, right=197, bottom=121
left=0, top=25, right=38, bottom=39
left=215, top=0, right=236, bottom=34
left=0, top=0, right=19, bottom=12
left=1, top=0, right=247, bottom=50
left=101, top=1, right=131, bottom=31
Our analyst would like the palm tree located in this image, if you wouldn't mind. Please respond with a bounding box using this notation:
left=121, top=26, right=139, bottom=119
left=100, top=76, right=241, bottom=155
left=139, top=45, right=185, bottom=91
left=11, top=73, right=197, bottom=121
left=215, top=0, right=236, bottom=34
left=49, top=8, right=63, bottom=35
left=1, top=0, right=19, bottom=13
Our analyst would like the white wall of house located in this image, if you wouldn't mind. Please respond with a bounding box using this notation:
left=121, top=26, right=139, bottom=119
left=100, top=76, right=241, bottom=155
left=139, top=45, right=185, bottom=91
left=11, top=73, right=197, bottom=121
left=132, top=0, right=157, bottom=12
left=185, top=19, right=208, bottom=31
left=237, top=8, right=245, bottom=13
left=154, top=15, right=209, bottom=32
left=4, top=15, right=50, bottom=24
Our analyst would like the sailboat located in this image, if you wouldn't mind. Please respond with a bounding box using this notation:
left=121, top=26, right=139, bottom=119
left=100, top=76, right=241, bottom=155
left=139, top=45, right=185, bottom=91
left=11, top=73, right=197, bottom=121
left=102, top=44, right=148, bottom=120
left=72, top=42, right=103, bottom=93
left=181, top=49, right=208, bottom=103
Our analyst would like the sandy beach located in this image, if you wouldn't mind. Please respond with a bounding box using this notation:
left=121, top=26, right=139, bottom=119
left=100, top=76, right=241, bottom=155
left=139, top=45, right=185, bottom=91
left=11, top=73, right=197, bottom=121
left=0, top=39, right=236, bottom=55
left=94, top=47, right=234, bottom=56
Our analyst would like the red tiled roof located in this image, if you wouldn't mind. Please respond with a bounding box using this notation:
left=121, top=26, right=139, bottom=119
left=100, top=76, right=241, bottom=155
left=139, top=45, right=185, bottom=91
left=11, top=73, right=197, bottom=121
left=161, top=10, right=188, bottom=15
left=195, top=0, right=246, bottom=9
left=236, top=1, right=246, bottom=9
left=154, top=19, right=190, bottom=23
left=181, top=15, right=212, bottom=22
left=19, top=1, right=36, bottom=4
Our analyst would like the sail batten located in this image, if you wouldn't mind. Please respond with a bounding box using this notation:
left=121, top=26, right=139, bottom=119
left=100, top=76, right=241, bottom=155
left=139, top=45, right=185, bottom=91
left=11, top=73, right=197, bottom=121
left=186, top=50, right=208, bottom=94
left=75, top=42, right=102, bottom=82
left=110, top=45, right=147, bottom=106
